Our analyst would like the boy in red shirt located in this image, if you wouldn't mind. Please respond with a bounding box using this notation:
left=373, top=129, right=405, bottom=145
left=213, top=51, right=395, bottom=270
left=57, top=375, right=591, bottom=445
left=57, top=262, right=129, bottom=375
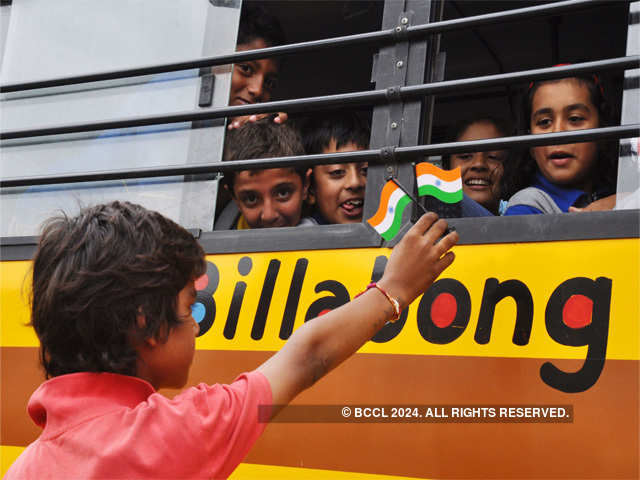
left=7, top=201, right=457, bottom=479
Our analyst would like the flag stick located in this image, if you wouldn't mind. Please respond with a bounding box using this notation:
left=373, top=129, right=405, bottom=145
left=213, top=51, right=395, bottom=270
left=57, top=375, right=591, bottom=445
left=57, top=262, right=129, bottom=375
left=388, top=176, right=429, bottom=215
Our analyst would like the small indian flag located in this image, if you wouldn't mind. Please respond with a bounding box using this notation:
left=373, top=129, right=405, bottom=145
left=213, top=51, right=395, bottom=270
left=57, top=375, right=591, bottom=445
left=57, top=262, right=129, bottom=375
left=415, top=162, right=463, bottom=203
left=367, top=180, right=411, bottom=241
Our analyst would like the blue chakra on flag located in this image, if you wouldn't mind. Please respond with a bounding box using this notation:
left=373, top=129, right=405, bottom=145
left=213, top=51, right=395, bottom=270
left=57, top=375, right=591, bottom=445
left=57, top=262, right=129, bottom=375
left=435, top=179, right=441, bottom=187
left=388, top=206, right=394, bottom=213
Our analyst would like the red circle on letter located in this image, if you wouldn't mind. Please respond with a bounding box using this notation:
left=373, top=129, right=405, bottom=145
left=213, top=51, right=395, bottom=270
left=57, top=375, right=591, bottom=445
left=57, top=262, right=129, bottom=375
left=195, top=274, right=209, bottom=291
left=562, top=294, right=593, bottom=329
left=430, top=293, right=457, bottom=328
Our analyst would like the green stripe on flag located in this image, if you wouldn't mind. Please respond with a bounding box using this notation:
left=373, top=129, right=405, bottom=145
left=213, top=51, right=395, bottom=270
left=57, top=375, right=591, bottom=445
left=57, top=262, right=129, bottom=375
left=381, top=195, right=412, bottom=241
left=417, top=185, right=463, bottom=204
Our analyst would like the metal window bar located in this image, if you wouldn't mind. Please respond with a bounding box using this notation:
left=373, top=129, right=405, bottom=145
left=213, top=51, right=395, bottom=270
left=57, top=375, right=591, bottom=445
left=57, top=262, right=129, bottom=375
left=0, top=0, right=622, bottom=94
left=1, top=0, right=637, bottom=255
left=3, top=125, right=637, bottom=188
left=2, top=57, right=637, bottom=141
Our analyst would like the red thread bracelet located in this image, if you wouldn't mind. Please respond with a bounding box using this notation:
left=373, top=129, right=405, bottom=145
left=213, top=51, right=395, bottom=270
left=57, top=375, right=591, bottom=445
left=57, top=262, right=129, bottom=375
left=355, top=282, right=401, bottom=323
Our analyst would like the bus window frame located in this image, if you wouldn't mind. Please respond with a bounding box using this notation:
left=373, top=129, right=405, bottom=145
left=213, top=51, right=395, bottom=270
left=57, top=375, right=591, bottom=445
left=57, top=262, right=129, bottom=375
left=0, top=0, right=638, bottom=260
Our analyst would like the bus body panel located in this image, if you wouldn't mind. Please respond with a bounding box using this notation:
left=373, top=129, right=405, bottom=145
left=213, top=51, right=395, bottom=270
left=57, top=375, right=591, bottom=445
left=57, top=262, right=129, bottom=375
left=2, top=238, right=638, bottom=478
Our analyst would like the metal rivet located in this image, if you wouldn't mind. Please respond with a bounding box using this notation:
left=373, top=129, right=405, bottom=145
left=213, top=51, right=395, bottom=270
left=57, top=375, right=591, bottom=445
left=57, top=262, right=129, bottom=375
left=401, top=17, right=409, bottom=24
left=395, top=26, right=402, bottom=33
left=396, top=60, right=404, bottom=68
left=386, top=166, right=394, bottom=173
left=390, top=122, right=398, bottom=129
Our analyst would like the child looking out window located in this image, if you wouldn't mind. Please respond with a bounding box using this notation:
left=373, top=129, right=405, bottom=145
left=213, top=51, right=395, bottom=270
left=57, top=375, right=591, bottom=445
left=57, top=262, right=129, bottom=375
left=302, top=113, right=370, bottom=224
left=504, top=72, right=617, bottom=215
left=220, top=120, right=312, bottom=229
left=443, top=116, right=510, bottom=215
left=228, top=4, right=288, bottom=130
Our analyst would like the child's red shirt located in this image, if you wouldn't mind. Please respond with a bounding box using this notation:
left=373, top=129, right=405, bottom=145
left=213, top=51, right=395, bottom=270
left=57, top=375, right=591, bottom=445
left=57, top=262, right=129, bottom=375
left=5, top=370, right=271, bottom=479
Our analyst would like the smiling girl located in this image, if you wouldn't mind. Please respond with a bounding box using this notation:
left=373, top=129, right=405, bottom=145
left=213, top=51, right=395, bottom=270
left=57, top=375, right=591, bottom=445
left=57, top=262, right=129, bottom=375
left=444, top=116, right=510, bottom=215
left=504, top=73, right=617, bottom=215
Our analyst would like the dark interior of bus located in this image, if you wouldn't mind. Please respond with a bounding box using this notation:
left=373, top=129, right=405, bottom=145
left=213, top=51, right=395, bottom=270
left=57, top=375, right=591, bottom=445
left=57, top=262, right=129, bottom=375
left=261, top=0, right=629, bottom=142
left=0, top=0, right=635, bottom=246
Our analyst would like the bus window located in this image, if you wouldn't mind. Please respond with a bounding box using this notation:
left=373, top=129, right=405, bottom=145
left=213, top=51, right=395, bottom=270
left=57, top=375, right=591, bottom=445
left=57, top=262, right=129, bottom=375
left=0, top=0, right=637, bottom=247
left=0, top=0, right=240, bottom=236
left=616, top=0, right=640, bottom=210
left=429, top=0, right=631, bottom=218
left=214, top=1, right=381, bottom=230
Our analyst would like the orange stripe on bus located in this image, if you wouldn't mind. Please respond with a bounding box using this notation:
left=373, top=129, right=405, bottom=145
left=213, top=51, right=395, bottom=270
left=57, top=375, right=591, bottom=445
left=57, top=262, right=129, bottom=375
left=4, top=346, right=638, bottom=480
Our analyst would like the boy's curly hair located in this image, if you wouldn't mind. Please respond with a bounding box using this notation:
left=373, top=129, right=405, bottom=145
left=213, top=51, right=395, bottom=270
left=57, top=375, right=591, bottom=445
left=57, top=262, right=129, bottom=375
left=31, top=201, right=206, bottom=379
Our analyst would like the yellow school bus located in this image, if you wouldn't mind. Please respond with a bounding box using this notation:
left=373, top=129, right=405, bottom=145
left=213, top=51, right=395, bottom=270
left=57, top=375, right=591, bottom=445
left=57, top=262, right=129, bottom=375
left=1, top=0, right=639, bottom=478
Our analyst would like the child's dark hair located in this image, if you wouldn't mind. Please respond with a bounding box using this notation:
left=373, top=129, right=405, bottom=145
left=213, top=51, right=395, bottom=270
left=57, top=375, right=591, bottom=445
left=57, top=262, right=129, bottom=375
left=301, top=112, right=371, bottom=155
left=503, top=73, right=617, bottom=198
left=222, top=119, right=306, bottom=190
left=441, top=115, right=511, bottom=170
left=238, top=3, right=286, bottom=48
left=31, top=201, right=206, bottom=379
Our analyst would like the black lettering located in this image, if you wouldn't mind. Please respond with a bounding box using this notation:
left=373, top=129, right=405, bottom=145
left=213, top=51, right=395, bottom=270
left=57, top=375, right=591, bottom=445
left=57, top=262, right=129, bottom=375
left=540, top=277, right=612, bottom=393
left=251, top=260, right=281, bottom=340
left=279, top=259, right=309, bottom=340
left=223, top=257, right=252, bottom=340
left=195, top=260, right=219, bottom=337
left=304, top=280, right=350, bottom=323
left=475, top=278, right=533, bottom=346
left=417, top=279, right=471, bottom=344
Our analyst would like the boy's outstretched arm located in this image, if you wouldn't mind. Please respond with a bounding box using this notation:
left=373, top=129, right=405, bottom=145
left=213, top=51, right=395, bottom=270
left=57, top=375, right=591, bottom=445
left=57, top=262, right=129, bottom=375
left=257, top=213, right=458, bottom=416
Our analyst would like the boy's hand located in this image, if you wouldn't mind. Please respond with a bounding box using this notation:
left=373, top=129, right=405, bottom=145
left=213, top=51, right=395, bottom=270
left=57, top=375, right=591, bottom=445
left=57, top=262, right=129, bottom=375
left=377, top=213, right=458, bottom=310
left=257, top=213, right=457, bottom=416
left=227, top=112, right=288, bottom=130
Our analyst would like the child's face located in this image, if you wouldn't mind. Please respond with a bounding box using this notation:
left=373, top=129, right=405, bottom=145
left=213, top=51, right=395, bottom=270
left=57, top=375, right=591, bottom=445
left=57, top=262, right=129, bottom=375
left=232, top=168, right=310, bottom=228
left=449, top=121, right=506, bottom=213
left=530, top=78, right=599, bottom=190
left=141, top=281, right=199, bottom=390
left=230, top=38, right=279, bottom=106
left=312, top=141, right=367, bottom=224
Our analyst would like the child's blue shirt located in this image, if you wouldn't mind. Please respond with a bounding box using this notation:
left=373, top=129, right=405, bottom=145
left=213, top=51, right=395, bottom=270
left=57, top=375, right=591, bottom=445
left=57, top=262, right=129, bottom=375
left=504, top=172, right=586, bottom=215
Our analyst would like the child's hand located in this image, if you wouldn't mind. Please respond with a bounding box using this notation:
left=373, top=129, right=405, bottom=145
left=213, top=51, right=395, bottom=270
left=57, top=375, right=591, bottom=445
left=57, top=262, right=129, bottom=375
left=377, top=213, right=458, bottom=310
left=227, top=112, right=288, bottom=130
left=569, top=194, right=617, bottom=212
left=257, top=212, right=457, bottom=415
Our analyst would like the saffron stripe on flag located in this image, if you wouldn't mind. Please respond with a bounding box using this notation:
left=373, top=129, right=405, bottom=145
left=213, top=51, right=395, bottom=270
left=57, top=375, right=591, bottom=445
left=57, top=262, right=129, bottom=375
left=368, top=185, right=406, bottom=233
left=415, top=162, right=462, bottom=182
left=367, top=180, right=402, bottom=226
left=367, top=180, right=411, bottom=241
